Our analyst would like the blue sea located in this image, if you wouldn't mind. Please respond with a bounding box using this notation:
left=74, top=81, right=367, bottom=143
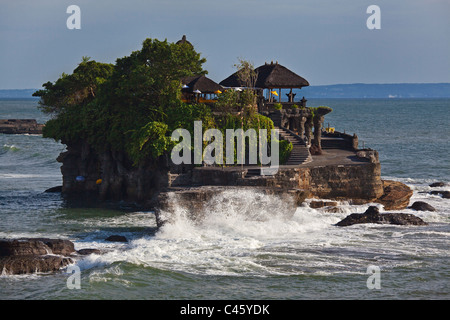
left=0, top=98, right=448, bottom=300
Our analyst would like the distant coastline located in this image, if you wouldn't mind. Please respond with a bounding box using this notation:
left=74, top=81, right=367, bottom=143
left=1, top=83, right=449, bottom=99
left=0, top=89, right=39, bottom=99
left=299, top=83, right=450, bottom=98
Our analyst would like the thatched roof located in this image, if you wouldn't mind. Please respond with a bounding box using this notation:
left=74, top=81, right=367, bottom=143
left=181, top=75, right=223, bottom=94
left=176, top=35, right=193, bottom=47
left=220, top=62, right=309, bottom=89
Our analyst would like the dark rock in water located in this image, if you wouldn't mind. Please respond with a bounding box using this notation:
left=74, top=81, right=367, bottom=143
left=0, top=119, right=44, bottom=134
left=45, top=186, right=63, bottom=193
left=336, top=206, right=427, bottom=227
left=76, top=248, right=102, bottom=255
left=430, top=190, right=450, bottom=199
left=0, top=238, right=75, bottom=256
left=409, top=201, right=436, bottom=212
left=0, top=238, right=76, bottom=275
left=429, top=182, right=445, bottom=188
left=0, top=255, right=73, bottom=275
left=105, top=235, right=128, bottom=242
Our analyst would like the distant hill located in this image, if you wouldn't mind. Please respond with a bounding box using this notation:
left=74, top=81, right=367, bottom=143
left=1, top=83, right=449, bottom=99
left=299, top=83, right=450, bottom=98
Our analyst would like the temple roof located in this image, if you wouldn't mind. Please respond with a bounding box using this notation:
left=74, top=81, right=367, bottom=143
left=181, top=75, right=223, bottom=94
left=176, top=35, right=193, bottom=47
left=220, top=62, right=309, bottom=89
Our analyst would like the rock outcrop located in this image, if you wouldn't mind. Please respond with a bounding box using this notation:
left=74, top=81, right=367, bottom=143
left=336, top=206, right=427, bottom=227
left=429, top=190, right=450, bottom=199
left=429, top=182, right=445, bottom=188
left=0, top=238, right=75, bottom=275
left=375, top=180, right=413, bottom=210
left=409, top=201, right=436, bottom=212
left=0, top=238, right=101, bottom=275
left=105, top=235, right=128, bottom=242
left=57, top=140, right=170, bottom=202
left=0, top=119, right=43, bottom=134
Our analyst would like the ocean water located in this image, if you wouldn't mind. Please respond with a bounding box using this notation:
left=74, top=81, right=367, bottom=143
left=0, top=98, right=448, bottom=300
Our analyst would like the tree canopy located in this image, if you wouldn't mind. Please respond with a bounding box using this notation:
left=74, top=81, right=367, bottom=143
left=35, top=37, right=278, bottom=165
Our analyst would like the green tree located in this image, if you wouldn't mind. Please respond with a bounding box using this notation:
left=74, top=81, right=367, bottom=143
left=35, top=37, right=209, bottom=165
left=33, top=58, right=114, bottom=115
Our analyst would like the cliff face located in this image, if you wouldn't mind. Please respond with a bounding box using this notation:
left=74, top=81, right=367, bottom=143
left=57, top=140, right=170, bottom=202
left=56, top=140, right=387, bottom=209
left=307, top=163, right=383, bottom=201
left=189, top=163, right=383, bottom=202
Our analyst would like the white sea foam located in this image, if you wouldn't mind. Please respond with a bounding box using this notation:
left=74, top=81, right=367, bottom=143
left=64, top=187, right=447, bottom=277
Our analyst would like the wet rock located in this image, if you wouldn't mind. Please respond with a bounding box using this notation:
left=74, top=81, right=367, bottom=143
left=105, top=235, right=128, bottom=242
left=76, top=248, right=102, bottom=255
left=0, top=238, right=76, bottom=275
left=336, top=206, right=427, bottom=227
left=430, top=191, right=450, bottom=199
left=375, top=180, right=413, bottom=210
left=0, top=255, right=73, bottom=275
left=0, top=238, right=75, bottom=256
left=309, top=200, right=338, bottom=209
left=44, top=186, right=63, bottom=193
left=429, top=182, right=445, bottom=188
left=324, top=207, right=347, bottom=213
left=409, top=201, right=436, bottom=212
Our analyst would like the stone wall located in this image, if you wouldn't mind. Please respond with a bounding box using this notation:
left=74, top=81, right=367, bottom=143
left=186, top=162, right=383, bottom=202
left=56, top=140, right=383, bottom=205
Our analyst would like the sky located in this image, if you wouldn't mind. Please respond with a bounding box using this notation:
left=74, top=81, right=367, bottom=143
left=0, top=0, right=449, bottom=89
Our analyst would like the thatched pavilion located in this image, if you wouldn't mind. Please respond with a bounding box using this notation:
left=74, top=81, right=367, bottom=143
left=219, top=61, right=309, bottom=108
left=181, top=75, right=224, bottom=104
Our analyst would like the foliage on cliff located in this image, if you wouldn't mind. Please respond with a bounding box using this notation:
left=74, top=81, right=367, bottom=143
left=34, top=38, right=276, bottom=165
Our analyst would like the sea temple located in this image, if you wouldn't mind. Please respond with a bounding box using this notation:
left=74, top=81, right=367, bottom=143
left=46, top=36, right=411, bottom=226
left=0, top=36, right=425, bottom=276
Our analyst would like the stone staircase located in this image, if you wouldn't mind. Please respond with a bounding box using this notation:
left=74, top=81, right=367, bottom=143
left=277, top=127, right=312, bottom=165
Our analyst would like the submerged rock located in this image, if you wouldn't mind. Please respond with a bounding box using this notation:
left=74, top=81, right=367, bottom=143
left=336, top=206, right=427, bottom=227
left=44, top=186, right=63, bottom=193
left=429, top=182, right=445, bottom=188
left=0, top=238, right=75, bottom=275
left=105, top=235, right=128, bottom=242
left=429, top=191, right=450, bottom=199
left=409, top=201, right=436, bottom=212
left=76, top=248, right=102, bottom=255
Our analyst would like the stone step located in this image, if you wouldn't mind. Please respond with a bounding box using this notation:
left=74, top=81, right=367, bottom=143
left=275, top=126, right=312, bottom=165
left=245, top=168, right=261, bottom=178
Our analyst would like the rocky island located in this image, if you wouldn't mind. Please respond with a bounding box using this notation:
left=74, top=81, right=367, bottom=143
left=6, top=36, right=425, bottom=275
left=31, top=36, right=417, bottom=225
